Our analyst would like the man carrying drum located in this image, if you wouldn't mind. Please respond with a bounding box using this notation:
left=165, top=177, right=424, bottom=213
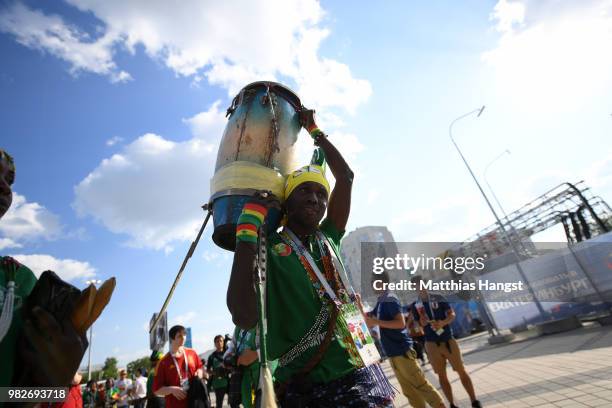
left=227, top=110, right=392, bottom=407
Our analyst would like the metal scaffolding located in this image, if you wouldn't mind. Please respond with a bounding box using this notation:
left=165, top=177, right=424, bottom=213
left=458, top=181, right=612, bottom=259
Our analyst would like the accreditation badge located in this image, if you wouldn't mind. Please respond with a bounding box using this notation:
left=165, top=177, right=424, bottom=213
left=338, top=303, right=380, bottom=367
left=181, top=378, right=190, bottom=392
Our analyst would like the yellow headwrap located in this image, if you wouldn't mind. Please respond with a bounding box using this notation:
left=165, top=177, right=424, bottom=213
left=284, top=165, right=330, bottom=200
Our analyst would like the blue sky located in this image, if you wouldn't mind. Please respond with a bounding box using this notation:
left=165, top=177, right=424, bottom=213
left=1, top=0, right=611, bottom=366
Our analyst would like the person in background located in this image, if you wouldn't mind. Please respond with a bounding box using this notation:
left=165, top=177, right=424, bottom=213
left=153, top=325, right=206, bottom=408
left=411, top=275, right=482, bottom=408
left=83, top=379, right=101, bottom=408
left=147, top=351, right=165, bottom=408
left=206, top=335, right=229, bottom=408
left=132, top=368, right=148, bottom=408
left=104, top=378, right=117, bottom=408
left=96, top=381, right=106, bottom=408
left=361, top=278, right=445, bottom=408
left=406, top=304, right=427, bottom=365
left=115, top=369, right=132, bottom=408
left=51, top=372, right=83, bottom=408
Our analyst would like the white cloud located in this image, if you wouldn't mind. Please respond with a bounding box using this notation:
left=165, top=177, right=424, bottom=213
left=0, top=1, right=370, bottom=113
left=390, top=194, right=494, bottom=242
left=169, top=311, right=197, bottom=327
left=182, top=100, right=226, bottom=148
left=583, top=151, right=612, bottom=192
left=0, top=238, right=22, bottom=250
left=328, top=132, right=365, bottom=163
left=202, top=250, right=220, bottom=262
left=106, top=136, right=124, bottom=146
left=9, top=253, right=96, bottom=282
left=73, top=103, right=226, bottom=251
left=366, top=190, right=379, bottom=206
left=0, top=2, right=130, bottom=83
left=483, top=0, right=612, bottom=112
left=0, top=192, right=62, bottom=241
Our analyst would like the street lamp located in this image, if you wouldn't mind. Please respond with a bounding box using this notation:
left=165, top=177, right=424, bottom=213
left=484, top=150, right=532, bottom=259
left=449, top=106, right=547, bottom=331
left=484, top=149, right=511, bottom=219
left=85, top=279, right=102, bottom=381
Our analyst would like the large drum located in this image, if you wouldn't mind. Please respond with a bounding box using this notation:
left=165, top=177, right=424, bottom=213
left=210, top=82, right=303, bottom=251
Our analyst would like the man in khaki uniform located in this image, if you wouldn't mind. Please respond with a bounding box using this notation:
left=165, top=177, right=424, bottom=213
left=411, top=276, right=482, bottom=408
left=362, top=277, right=445, bottom=408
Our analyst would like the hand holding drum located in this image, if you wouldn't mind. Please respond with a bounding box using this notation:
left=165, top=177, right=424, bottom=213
left=253, top=190, right=281, bottom=213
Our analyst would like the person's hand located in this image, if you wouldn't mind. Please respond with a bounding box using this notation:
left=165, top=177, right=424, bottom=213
left=354, top=293, right=364, bottom=312
left=252, top=190, right=281, bottom=212
left=299, top=108, right=317, bottom=130
left=364, top=315, right=377, bottom=328
left=170, top=386, right=187, bottom=400
left=430, top=320, right=444, bottom=331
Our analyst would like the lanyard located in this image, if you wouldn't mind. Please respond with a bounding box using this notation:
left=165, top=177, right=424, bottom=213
left=318, top=231, right=355, bottom=298
left=171, top=349, right=189, bottom=382
left=283, top=228, right=340, bottom=303
left=426, top=294, right=435, bottom=319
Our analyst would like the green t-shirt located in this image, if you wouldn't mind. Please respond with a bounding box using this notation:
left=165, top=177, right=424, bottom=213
left=206, top=351, right=229, bottom=390
left=0, top=257, right=38, bottom=386
left=266, top=219, right=357, bottom=384
left=147, top=369, right=155, bottom=396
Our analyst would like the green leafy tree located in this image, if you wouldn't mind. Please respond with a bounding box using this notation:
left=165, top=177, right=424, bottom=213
left=127, top=356, right=151, bottom=377
left=102, top=357, right=118, bottom=380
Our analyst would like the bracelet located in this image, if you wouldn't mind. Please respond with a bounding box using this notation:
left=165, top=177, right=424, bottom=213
left=236, top=202, right=268, bottom=244
left=306, top=124, right=325, bottom=140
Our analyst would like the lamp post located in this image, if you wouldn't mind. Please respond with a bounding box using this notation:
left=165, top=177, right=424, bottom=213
left=484, top=150, right=530, bottom=257
left=484, top=149, right=511, bottom=219
left=449, top=106, right=547, bottom=326
left=85, top=279, right=102, bottom=381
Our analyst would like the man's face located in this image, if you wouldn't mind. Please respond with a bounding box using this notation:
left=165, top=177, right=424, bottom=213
left=285, top=181, right=328, bottom=229
left=214, top=337, right=224, bottom=351
left=0, top=156, right=14, bottom=219
left=172, top=330, right=186, bottom=348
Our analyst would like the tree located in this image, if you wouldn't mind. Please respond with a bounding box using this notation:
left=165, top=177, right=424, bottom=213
left=102, top=357, right=118, bottom=380
left=127, top=356, right=151, bottom=377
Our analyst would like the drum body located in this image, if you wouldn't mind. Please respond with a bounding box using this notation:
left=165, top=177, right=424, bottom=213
left=210, top=82, right=302, bottom=250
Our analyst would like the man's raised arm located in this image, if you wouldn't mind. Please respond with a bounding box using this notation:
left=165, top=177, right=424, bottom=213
left=301, top=109, right=354, bottom=232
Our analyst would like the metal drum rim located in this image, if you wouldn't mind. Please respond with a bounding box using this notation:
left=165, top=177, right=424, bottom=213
left=227, top=81, right=302, bottom=114
left=210, top=188, right=264, bottom=203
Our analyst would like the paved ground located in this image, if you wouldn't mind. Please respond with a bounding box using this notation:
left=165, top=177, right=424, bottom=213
left=384, top=322, right=612, bottom=408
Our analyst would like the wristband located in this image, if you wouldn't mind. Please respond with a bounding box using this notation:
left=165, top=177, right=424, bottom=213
left=306, top=123, right=325, bottom=140
left=236, top=202, right=268, bottom=244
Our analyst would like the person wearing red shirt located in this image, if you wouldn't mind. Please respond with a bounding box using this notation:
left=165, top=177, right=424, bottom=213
left=153, top=325, right=205, bottom=408
left=50, top=372, right=83, bottom=408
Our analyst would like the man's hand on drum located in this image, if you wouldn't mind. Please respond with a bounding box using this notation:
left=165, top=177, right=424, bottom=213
left=299, top=108, right=317, bottom=131
left=253, top=190, right=281, bottom=213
